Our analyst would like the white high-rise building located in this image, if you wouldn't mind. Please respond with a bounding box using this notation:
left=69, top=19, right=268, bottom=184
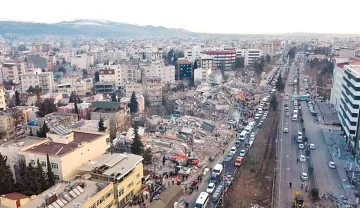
left=236, top=49, right=263, bottom=66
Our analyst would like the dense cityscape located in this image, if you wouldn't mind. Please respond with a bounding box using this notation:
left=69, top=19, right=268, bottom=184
left=0, top=6, right=360, bottom=208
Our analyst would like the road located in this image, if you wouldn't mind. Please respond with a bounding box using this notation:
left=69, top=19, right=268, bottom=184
left=277, top=56, right=345, bottom=207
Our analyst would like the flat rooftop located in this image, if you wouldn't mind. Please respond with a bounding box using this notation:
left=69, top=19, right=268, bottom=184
left=24, top=131, right=103, bottom=156
left=347, top=65, right=360, bottom=75
left=22, top=179, right=111, bottom=208
left=0, top=136, right=45, bottom=147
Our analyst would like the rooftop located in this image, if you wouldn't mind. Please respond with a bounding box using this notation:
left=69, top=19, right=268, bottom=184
left=91, top=101, right=121, bottom=110
left=177, top=58, right=192, bottom=65
left=2, top=192, right=30, bottom=200
left=78, top=153, right=143, bottom=180
left=24, top=131, right=103, bottom=156
left=22, top=179, right=111, bottom=208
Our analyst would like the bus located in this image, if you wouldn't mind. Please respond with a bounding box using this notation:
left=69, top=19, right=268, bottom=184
left=195, top=192, right=210, bottom=208
left=238, top=130, right=248, bottom=141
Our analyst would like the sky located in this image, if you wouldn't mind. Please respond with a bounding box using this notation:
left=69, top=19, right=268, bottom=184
left=1, top=0, right=360, bottom=34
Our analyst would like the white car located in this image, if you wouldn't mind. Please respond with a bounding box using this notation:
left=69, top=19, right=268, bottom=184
left=309, top=144, right=315, bottom=150
left=298, top=144, right=304, bottom=149
left=230, top=146, right=237, bottom=155
left=299, top=155, right=306, bottom=162
left=301, top=172, right=308, bottom=180
left=283, top=128, right=288, bottom=133
left=206, top=183, right=216, bottom=193
left=239, top=149, right=246, bottom=157
left=328, top=161, right=336, bottom=169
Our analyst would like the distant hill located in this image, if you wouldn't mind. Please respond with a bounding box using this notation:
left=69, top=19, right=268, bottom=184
left=0, top=19, right=193, bottom=37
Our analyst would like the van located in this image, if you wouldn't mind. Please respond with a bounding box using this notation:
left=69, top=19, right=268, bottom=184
left=212, top=164, right=223, bottom=176
left=292, top=114, right=298, bottom=121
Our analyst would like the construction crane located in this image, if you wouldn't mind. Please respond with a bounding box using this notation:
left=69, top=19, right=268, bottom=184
left=293, top=190, right=305, bottom=208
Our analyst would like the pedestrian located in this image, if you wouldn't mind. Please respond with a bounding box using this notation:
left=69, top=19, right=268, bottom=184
left=196, top=185, right=199, bottom=191
left=296, top=158, right=299, bottom=164
left=289, top=182, right=292, bottom=188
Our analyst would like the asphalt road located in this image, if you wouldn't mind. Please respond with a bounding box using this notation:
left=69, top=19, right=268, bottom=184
left=277, top=58, right=345, bottom=207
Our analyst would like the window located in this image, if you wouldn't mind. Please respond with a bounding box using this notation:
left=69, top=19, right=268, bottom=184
left=117, top=188, right=124, bottom=197
left=54, top=175, right=60, bottom=180
left=105, top=190, right=112, bottom=199
left=128, top=182, right=134, bottom=188
left=41, top=161, right=47, bottom=167
left=30, top=160, right=35, bottom=166
left=51, top=162, right=58, bottom=169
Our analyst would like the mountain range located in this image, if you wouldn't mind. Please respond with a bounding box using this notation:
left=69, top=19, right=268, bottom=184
left=0, top=19, right=193, bottom=37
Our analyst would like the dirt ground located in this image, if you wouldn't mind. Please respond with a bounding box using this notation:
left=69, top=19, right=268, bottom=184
left=225, top=109, right=279, bottom=208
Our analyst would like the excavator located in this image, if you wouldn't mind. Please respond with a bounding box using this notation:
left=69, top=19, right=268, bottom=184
left=293, top=190, right=305, bottom=208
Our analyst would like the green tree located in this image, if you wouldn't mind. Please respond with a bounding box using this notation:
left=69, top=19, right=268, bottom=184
left=15, top=90, right=21, bottom=106
left=131, top=124, right=144, bottom=155
left=27, top=86, right=35, bottom=94
left=142, top=147, right=152, bottom=165
left=266, top=54, right=271, bottom=63
left=37, top=99, right=57, bottom=117
left=270, top=96, right=278, bottom=111
left=35, top=160, right=48, bottom=191
left=98, top=117, right=107, bottom=132
left=34, top=85, right=42, bottom=101
left=130, top=91, right=138, bottom=114
left=232, top=57, right=245, bottom=70
left=254, top=56, right=265, bottom=74
left=69, top=91, right=80, bottom=103
left=74, top=98, right=79, bottom=120
left=111, top=92, right=117, bottom=102
left=37, top=121, right=50, bottom=138
left=57, top=67, right=66, bottom=73
left=46, top=154, right=55, bottom=186
left=276, top=74, right=284, bottom=92
left=0, top=153, right=15, bottom=194
left=144, top=94, right=151, bottom=108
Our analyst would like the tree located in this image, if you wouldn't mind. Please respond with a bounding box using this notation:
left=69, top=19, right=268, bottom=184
left=144, top=94, right=151, bottom=108
left=57, top=67, right=66, bottom=73
left=37, top=99, right=57, bottom=117
left=288, top=47, right=296, bottom=60
left=46, top=154, right=55, bottom=186
left=270, top=96, right=278, bottom=111
left=34, top=85, right=42, bottom=101
left=131, top=124, right=144, bottom=155
left=74, top=98, right=79, bottom=120
left=109, top=117, right=117, bottom=144
left=35, top=159, right=48, bottom=191
left=29, top=128, right=33, bottom=136
left=0, top=153, right=15, bottom=194
left=111, top=92, right=117, bottom=102
left=15, top=90, right=21, bottom=106
left=254, top=56, right=265, bottom=74
left=69, top=91, right=80, bottom=103
left=310, top=188, right=320, bottom=200
left=232, top=57, right=245, bottom=70
left=266, top=54, right=271, bottom=63
left=27, top=86, right=35, bottom=94
left=142, top=147, right=152, bottom=165
left=98, top=117, right=106, bottom=132
left=276, top=74, right=284, bottom=91
left=130, top=91, right=138, bottom=114
left=37, top=121, right=50, bottom=138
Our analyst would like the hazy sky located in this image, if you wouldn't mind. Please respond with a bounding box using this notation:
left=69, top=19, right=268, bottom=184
left=1, top=0, right=360, bottom=34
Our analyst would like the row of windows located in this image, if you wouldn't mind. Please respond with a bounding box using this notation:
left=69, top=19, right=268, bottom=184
left=345, top=69, right=360, bottom=82
left=344, top=77, right=360, bottom=92
left=339, top=112, right=356, bottom=135
left=89, top=190, right=113, bottom=208
left=341, top=95, right=359, bottom=109
left=31, top=160, right=59, bottom=169
left=339, top=105, right=357, bottom=126
left=340, top=98, right=359, bottom=118
left=343, top=84, right=360, bottom=100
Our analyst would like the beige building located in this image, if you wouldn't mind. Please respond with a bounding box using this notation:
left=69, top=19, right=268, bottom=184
left=22, top=178, right=114, bottom=208
left=144, top=76, right=162, bottom=106
left=70, top=54, right=94, bottom=69
left=20, top=71, right=54, bottom=93
left=0, top=114, right=14, bottom=140
left=141, top=62, right=175, bottom=85
left=1, top=61, right=26, bottom=84
left=125, top=82, right=143, bottom=97
left=0, top=85, right=6, bottom=110
left=18, top=127, right=110, bottom=180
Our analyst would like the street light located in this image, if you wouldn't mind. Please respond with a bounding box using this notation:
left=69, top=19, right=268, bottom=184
left=272, top=167, right=290, bottom=208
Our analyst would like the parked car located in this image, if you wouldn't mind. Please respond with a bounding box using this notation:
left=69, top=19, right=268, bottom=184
left=206, top=182, right=216, bottom=193
left=328, top=161, right=336, bottom=169
left=298, top=144, right=305, bottom=149
left=299, top=155, right=306, bottom=162
left=283, top=128, right=289, bottom=133
left=229, top=146, right=237, bottom=155
left=239, top=149, right=247, bottom=157
left=309, top=144, right=315, bottom=149
left=301, top=172, right=308, bottom=180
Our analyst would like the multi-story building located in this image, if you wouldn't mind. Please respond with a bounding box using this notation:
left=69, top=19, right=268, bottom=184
left=338, top=65, right=360, bottom=153
left=184, top=46, right=202, bottom=62
left=17, top=127, right=110, bottom=180
left=141, top=62, right=175, bottom=85
left=176, top=59, right=193, bottom=80
left=57, top=83, right=73, bottom=95
left=0, top=114, right=14, bottom=139
left=74, top=78, right=93, bottom=96
left=1, top=61, right=25, bottom=84
left=20, top=70, right=54, bottom=93
left=0, top=85, right=6, bottom=111
left=125, top=83, right=143, bottom=97
left=236, top=49, right=263, bottom=66
left=79, top=153, right=144, bottom=208
left=144, top=76, right=162, bottom=106
left=94, top=81, right=116, bottom=94
left=70, top=54, right=94, bottom=69
left=21, top=179, right=115, bottom=208
left=195, top=55, right=214, bottom=83
left=201, top=50, right=236, bottom=69
left=99, top=68, right=116, bottom=83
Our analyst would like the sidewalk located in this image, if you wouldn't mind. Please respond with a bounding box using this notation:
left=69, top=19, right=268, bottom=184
left=321, top=129, right=358, bottom=204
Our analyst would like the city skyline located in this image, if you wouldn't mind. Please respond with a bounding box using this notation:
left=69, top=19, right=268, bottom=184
left=1, top=0, right=360, bottom=34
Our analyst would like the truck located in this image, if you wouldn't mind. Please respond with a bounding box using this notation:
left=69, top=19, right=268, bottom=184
left=211, top=181, right=225, bottom=203
left=293, top=190, right=305, bottom=207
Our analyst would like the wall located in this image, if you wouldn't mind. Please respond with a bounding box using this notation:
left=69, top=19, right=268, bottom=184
left=81, top=182, right=115, bottom=208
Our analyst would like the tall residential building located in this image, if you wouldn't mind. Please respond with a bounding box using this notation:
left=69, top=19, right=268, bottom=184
left=141, top=62, right=175, bottom=85
left=176, top=59, right=193, bottom=80
left=1, top=61, right=26, bottom=84
left=70, top=54, right=94, bottom=69
left=201, top=50, right=236, bottom=69
left=144, top=76, right=162, bottom=106
left=236, top=49, right=263, bottom=66
left=20, top=70, right=54, bottom=93
left=338, top=65, right=360, bottom=153
left=0, top=85, right=5, bottom=111
left=184, top=46, right=202, bottom=62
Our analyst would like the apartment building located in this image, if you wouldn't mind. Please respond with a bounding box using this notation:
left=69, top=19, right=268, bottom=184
left=0, top=114, right=14, bottom=139
left=57, top=83, right=73, bottom=95
left=79, top=153, right=144, bottom=208
left=21, top=179, right=114, bottom=208
left=184, top=46, right=202, bottom=62
left=20, top=70, right=54, bottom=93
left=144, top=76, right=162, bottom=106
left=70, top=54, right=94, bottom=69
left=1, top=61, right=25, bottom=84
left=176, top=59, right=193, bottom=80
left=125, top=82, right=143, bottom=97
left=0, top=85, right=5, bottom=110
left=141, top=62, right=175, bottom=85
left=74, top=78, right=93, bottom=96
left=94, top=81, right=116, bottom=94
left=18, top=127, right=110, bottom=180
left=194, top=55, right=214, bottom=83
left=338, top=65, right=360, bottom=153
left=201, top=50, right=236, bottom=69
left=236, top=49, right=263, bottom=66
left=99, top=68, right=116, bottom=83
